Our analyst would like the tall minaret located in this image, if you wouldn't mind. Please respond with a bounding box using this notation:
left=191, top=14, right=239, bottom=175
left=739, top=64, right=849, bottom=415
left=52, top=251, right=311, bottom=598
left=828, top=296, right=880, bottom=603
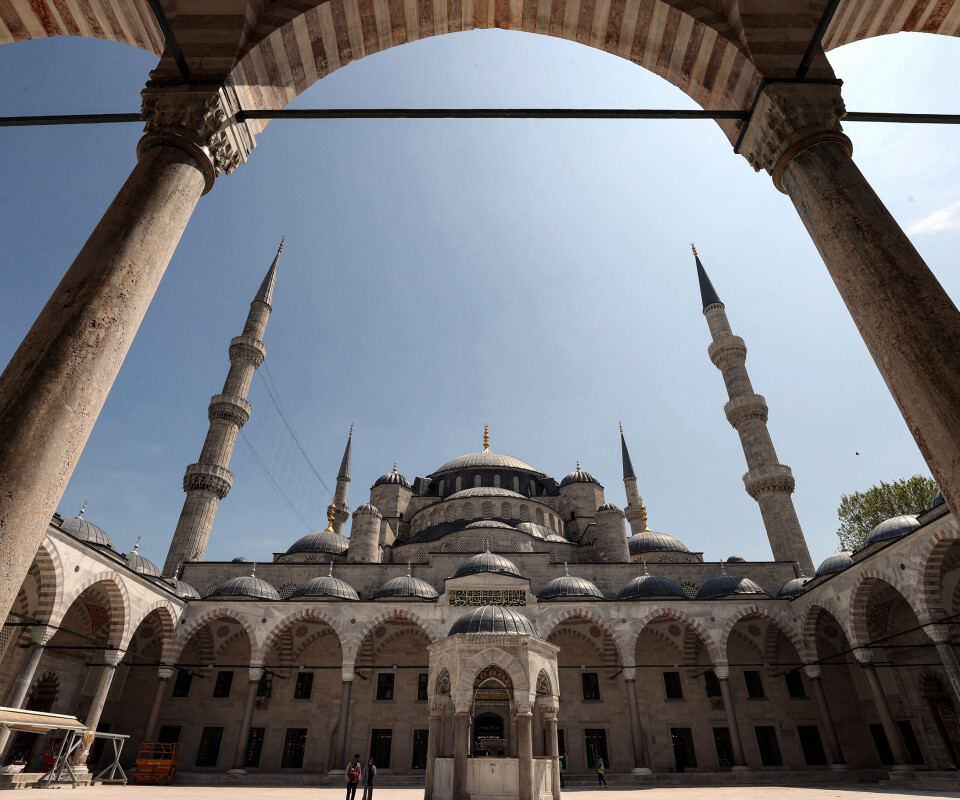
left=695, top=245, right=813, bottom=574
left=620, top=423, right=645, bottom=536
left=162, top=242, right=282, bottom=575
left=331, top=426, right=352, bottom=534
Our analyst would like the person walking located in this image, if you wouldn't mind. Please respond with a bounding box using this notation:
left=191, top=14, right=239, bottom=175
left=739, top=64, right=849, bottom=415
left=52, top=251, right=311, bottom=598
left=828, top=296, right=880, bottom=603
left=345, top=754, right=362, bottom=800
left=558, top=753, right=565, bottom=788
left=597, top=757, right=607, bottom=788
left=361, top=757, right=377, bottom=800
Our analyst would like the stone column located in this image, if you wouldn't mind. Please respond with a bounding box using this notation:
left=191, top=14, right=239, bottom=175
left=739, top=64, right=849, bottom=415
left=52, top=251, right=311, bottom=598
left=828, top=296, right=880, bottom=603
left=0, top=625, right=55, bottom=755
left=0, top=84, right=255, bottom=622
left=517, top=708, right=534, bottom=800
left=424, top=699, right=445, bottom=800
left=75, top=650, right=123, bottom=766
left=143, top=667, right=175, bottom=744
left=925, top=625, right=960, bottom=709
left=623, top=669, right=651, bottom=772
left=858, top=658, right=909, bottom=766
left=331, top=678, right=354, bottom=771
left=230, top=667, right=263, bottom=772
left=453, top=710, right=471, bottom=800
left=539, top=699, right=561, bottom=800
left=738, top=81, right=960, bottom=516
left=804, top=665, right=844, bottom=765
left=716, top=666, right=747, bottom=768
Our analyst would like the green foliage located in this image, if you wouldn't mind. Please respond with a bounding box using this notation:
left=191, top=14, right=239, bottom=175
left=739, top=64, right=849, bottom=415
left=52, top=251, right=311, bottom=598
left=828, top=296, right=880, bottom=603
left=836, top=475, right=938, bottom=551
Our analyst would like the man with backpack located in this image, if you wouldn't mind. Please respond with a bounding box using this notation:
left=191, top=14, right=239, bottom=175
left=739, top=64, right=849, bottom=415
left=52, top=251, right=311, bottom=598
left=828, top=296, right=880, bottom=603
left=345, top=754, right=362, bottom=800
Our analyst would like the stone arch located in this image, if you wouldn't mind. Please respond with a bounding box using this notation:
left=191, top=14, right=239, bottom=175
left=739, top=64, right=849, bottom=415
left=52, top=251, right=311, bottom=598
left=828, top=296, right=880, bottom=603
left=463, top=647, right=530, bottom=696
left=31, top=537, right=64, bottom=624
left=917, top=523, right=960, bottom=620
left=52, top=571, right=129, bottom=647
left=719, top=605, right=805, bottom=664
left=540, top=606, right=626, bottom=665
left=635, top=607, right=721, bottom=665
left=823, top=3, right=960, bottom=50
left=128, top=601, right=178, bottom=665
left=174, top=607, right=259, bottom=661
left=353, top=608, right=441, bottom=657
left=849, top=569, right=918, bottom=651
left=800, top=602, right=854, bottom=663
left=474, top=664, right=514, bottom=689
left=548, top=626, right=605, bottom=662
left=535, top=668, right=552, bottom=695
left=256, top=608, right=347, bottom=664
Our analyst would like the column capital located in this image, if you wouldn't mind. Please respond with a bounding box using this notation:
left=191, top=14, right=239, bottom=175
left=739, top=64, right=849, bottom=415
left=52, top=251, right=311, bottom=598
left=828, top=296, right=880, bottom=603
left=429, top=699, right=448, bottom=717
left=102, top=650, right=124, bottom=667
left=248, top=666, right=264, bottom=683
left=139, top=84, right=256, bottom=193
left=622, top=667, right=636, bottom=681
left=803, top=664, right=821, bottom=680
left=738, top=81, right=851, bottom=192
left=713, top=664, right=730, bottom=680
left=158, top=666, right=176, bottom=680
left=854, top=649, right=874, bottom=666
left=30, top=624, right=56, bottom=645
left=925, top=623, right=953, bottom=644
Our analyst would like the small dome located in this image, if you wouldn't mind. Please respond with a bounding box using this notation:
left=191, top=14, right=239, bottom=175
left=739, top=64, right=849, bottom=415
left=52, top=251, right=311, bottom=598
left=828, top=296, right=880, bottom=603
left=373, top=574, right=439, bottom=600
left=290, top=575, right=360, bottom=601
left=560, top=465, right=601, bottom=487
left=726, top=555, right=746, bottom=563
left=864, top=514, right=921, bottom=546
left=777, top=577, right=810, bottom=599
left=449, top=606, right=538, bottom=637
left=464, top=520, right=519, bottom=531
left=231, top=557, right=249, bottom=563
left=206, top=574, right=280, bottom=600
left=165, top=578, right=200, bottom=600
left=596, top=502, right=622, bottom=514
left=696, top=574, right=768, bottom=600
left=815, top=551, right=854, bottom=577
left=126, top=544, right=161, bottom=577
left=454, top=551, right=521, bottom=578
left=617, top=573, right=687, bottom=600
left=60, top=515, right=114, bottom=549
left=544, top=532, right=568, bottom=543
left=930, top=489, right=945, bottom=510
left=539, top=571, right=604, bottom=600
left=434, top=451, right=539, bottom=474
left=286, top=529, right=349, bottom=557
left=355, top=503, right=381, bottom=516
left=447, top=487, right=527, bottom=502
left=515, top=522, right=550, bottom=540
left=628, top=530, right=690, bottom=556
left=374, top=465, right=412, bottom=488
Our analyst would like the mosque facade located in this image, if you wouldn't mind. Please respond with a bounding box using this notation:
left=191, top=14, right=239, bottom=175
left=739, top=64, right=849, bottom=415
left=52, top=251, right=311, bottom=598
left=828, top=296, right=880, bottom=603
left=2, top=247, right=960, bottom=791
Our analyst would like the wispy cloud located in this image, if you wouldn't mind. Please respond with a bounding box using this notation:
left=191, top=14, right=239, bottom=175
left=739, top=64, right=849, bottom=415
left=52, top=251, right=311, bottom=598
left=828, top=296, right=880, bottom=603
left=908, top=200, right=960, bottom=235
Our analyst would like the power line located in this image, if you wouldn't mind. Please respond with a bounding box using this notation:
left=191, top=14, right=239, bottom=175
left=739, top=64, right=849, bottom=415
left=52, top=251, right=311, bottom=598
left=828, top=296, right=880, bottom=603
left=240, top=430, right=315, bottom=532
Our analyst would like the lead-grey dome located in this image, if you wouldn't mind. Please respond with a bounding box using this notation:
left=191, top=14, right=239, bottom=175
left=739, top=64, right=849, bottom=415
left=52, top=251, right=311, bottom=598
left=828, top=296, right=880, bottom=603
left=454, top=551, right=521, bottom=578
left=465, top=520, right=519, bottom=531
left=290, top=575, right=360, bottom=600
left=538, top=573, right=604, bottom=600
left=373, top=575, right=439, bottom=600
left=206, top=574, right=280, bottom=600
left=617, top=574, right=687, bottom=600
left=60, top=516, right=114, bottom=549
left=696, top=574, right=767, bottom=600
left=286, top=528, right=349, bottom=557
left=596, top=502, right=622, bottom=514
left=776, top=577, right=810, bottom=599
left=448, top=606, right=538, bottom=637
left=864, top=514, right=921, bottom=546
left=165, top=577, right=201, bottom=600
left=560, top=466, right=600, bottom=487
left=355, top=503, right=381, bottom=515
left=126, top=546, right=161, bottom=577
left=434, top=451, right=540, bottom=474
left=628, top=530, right=690, bottom=556
left=815, top=551, right=854, bottom=577
left=374, top=466, right=411, bottom=488
left=931, top=489, right=945, bottom=510
left=447, top=487, right=527, bottom=502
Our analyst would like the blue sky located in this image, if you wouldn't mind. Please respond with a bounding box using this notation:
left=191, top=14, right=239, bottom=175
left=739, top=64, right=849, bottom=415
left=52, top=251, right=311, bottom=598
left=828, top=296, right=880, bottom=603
left=0, top=29, right=958, bottom=572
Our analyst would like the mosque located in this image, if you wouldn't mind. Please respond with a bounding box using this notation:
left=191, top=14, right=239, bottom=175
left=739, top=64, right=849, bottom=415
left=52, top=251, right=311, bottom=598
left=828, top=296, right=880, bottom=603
left=1, top=245, right=959, bottom=796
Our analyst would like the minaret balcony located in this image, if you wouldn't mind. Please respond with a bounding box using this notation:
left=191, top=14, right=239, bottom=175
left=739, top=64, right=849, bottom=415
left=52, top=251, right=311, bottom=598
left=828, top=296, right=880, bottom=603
left=183, top=462, right=235, bottom=499
left=208, top=393, right=252, bottom=427
left=708, top=335, right=747, bottom=368
left=229, top=334, right=267, bottom=367
left=742, top=464, right=795, bottom=500
left=723, top=393, right=769, bottom=428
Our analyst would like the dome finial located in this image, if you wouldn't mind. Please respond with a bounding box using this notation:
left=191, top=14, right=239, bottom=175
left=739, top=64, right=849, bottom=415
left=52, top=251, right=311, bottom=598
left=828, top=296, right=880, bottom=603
left=78, top=501, right=88, bottom=519
left=407, top=561, right=413, bottom=577
left=690, top=242, right=698, bottom=257
left=563, top=561, right=569, bottom=576
left=324, top=504, right=336, bottom=533
left=483, top=424, right=490, bottom=451
left=576, top=461, right=581, bottom=472
left=328, top=560, right=334, bottom=577
left=796, top=562, right=806, bottom=578
left=720, top=561, right=727, bottom=575
left=132, top=536, right=141, bottom=553
left=642, top=559, right=649, bottom=575
left=639, top=500, right=650, bottom=532
left=392, top=462, right=398, bottom=474
left=251, top=562, right=257, bottom=577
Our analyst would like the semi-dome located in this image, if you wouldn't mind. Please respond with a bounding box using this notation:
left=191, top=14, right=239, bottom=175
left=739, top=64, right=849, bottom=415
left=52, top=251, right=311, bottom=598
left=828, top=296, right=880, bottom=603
left=448, top=606, right=538, bottom=637
left=696, top=574, right=768, bottom=600
left=60, top=513, right=114, bottom=549
left=538, top=569, right=604, bottom=600
left=434, top=450, right=540, bottom=475
left=206, top=573, right=280, bottom=600
left=515, top=522, right=549, bottom=540
left=464, top=520, right=519, bottom=531
left=617, top=573, right=687, bottom=600
left=776, top=577, right=810, bottom=599
left=931, top=489, right=945, bottom=510
left=286, top=528, right=349, bottom=557
left=863, top=514, right=921, bottom=546
left=628, top=530, right=690, bottom=556
left=560, top=465, right=601, bottom=487
left=815, top=551, right=854, bottom=577
left=126, top=541, right=161, bottom=577
left=290, top=574, right=360, bottom=601
left=454, top=551, right=521, bottom=578
left=373, top=574, right=439, bottom=600
left=446, top=487, right=527, bottom=502
left=374, top=464, right=411, bottom=488
left=165, top=577, right=201, bottom=600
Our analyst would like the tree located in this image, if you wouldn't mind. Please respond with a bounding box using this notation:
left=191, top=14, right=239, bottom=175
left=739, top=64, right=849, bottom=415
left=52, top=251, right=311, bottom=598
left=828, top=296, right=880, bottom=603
left=836, top=475, right=939, bottom=551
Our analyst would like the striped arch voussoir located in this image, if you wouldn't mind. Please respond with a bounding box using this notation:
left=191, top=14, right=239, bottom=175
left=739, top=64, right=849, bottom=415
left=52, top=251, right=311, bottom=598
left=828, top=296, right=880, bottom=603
left=918, top=525, right=960, bottom=620
left=849, top=568, right=916, bottom=650
left=32, top=538, right=64, bottom=624
left=636, top=607, right=721, bottom=665
left=175, top=607, right=258, bottom=661
left=129, top=601, right=178, bottom=665
left=354, top=609, right=440, bottom=659
left=257, top=609, right=346, bottom=664
left=54, top=571, right=130, bottom=647
left=541, top=608, right=625, bottom=665
left=719, top=606, right=804, bottom=665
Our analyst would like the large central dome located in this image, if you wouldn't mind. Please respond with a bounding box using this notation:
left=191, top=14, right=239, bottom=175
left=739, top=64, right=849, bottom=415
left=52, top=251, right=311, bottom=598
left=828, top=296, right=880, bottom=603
left=432, top=449, right=541, bottom=475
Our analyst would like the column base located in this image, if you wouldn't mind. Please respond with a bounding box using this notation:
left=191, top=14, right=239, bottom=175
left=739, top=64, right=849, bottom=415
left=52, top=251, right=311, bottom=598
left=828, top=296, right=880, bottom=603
left=227, top=769, right=247, bottom=775
left=830, top=763, right=850, bottom=771
left=631, top=767, right=653, bottom=774
left=731, top=765, right=751, bottom=772
left=891, top=764, right=914, bottom=772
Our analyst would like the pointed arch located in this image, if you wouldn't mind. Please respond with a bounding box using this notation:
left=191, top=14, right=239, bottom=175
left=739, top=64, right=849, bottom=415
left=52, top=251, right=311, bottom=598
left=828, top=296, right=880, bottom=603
left=538, top=607, right=627, bottom=665
left=849, top=569, right=917, bottom=650
left=917, top=521, right=960, bottom=620
left=718, top=605, right=804, bottom=664
left=174, top=607, right=259, bottom=661
left=128, top=601, right=178, bottom=665
left=352, top=608, right=441, bottom=667
left=52, top=571, right=129, bottom=647
left=31, top=537, right=64, bottom=624
left=255, top=607, right=347, bottom=664
left=463, top=647, right=529, bottom=695
left=635, top=607, right=722, bottom=665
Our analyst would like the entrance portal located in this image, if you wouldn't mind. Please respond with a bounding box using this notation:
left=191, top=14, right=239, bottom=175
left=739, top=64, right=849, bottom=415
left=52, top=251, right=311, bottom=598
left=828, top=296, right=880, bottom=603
left=473, top=712, right=505, bottom=757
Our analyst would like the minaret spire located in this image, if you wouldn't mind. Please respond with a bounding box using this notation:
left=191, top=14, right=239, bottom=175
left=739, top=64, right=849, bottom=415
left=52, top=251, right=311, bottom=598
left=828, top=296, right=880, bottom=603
left=619, top=424, right=645, bottom=535
left=331, top=426, right=353, bottom=534
left=163, top=244, right=281, bottom=576
left=695, top=247, right=813, bottom=573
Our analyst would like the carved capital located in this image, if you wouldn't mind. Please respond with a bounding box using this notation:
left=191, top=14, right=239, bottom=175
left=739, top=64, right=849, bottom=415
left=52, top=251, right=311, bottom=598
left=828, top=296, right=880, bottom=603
left=248, top=666, right=265, bottom=683
left=140, top=84, right=255, bottom=192
left=854, top=649, right=874, bottom=666
left=708, top=335, right=747, bottom=369
left=743, top=464, right=795, bottom=500
left=158, top=667, right=176, bottom=681
left=803, top=664, right=821, bottom=680
left=712, top=665, right=729, bottom=681
left=30, top=624, right=56, bottom=645
left=102, top=650, right=124, bottom=667
left=184, top=462, right=234, bottom=499
left=724, top=394, right=769, bottom=429
left=738, top=82, right=850, bottom=191
left=229, top=335, right=267, bottom=368
left=208, top=393, right=252, bottom=427
left=925, top=623, right=952, bottom=645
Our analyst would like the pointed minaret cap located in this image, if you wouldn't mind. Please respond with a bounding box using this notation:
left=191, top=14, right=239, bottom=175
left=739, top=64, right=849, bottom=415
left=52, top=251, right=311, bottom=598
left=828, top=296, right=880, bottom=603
left=619, top=422, right=636, bottom=481
left=338, top=425, right=353, bottom=482
left=692, top=243, right=722, bottom=310
left=255, top=238, right=283, bottom=306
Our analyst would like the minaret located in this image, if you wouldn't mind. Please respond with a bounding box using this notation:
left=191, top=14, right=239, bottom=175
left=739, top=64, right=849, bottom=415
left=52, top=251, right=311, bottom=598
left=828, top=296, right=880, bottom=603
left=331, top=426, right=352, bottom=534
left=162, top=241, right=282, bottom=576
left=620, top=423, right=645, bottom=535
left=695, top=245, right=813, bottom=574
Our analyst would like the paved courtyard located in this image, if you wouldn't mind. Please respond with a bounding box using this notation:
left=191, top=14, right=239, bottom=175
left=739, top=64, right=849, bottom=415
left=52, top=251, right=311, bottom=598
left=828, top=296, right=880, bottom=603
left=41, top=787, right=960, bottom=800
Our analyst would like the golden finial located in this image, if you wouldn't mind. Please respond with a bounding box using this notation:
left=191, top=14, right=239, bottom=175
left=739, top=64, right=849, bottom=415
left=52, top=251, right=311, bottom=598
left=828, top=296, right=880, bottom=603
left=328, top=561, right=334, bottom=577
left=619, top=421, right=623, bottom=435
left=576, top=461, right=581, bottom=472
left=278, top=237, right=285, bottom=254
left=324, top=504, right=336, bottom=533
left=640, top=500, right=650, bottom=532
left=349, top=424, right=354, bottom=436
left=78, top=501, right=88, bottom=519
left=483, top=424, right=490, bottom=451
left=251, top=563, right=257, bottom=577
left=392, top=462, right=398, bottom=474
left=132, top=536, right=141, bottom=552
left=690, top=242, right=698, bottom=257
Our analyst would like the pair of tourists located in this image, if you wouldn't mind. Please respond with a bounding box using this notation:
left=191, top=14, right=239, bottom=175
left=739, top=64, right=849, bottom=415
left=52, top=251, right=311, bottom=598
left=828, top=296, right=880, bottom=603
left=345, top=754, right=377, bottom=800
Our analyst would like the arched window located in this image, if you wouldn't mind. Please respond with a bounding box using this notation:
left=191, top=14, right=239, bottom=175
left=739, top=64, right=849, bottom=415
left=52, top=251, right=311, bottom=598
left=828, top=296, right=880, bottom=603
left=551, top=515, right=558, bottom=531
left=456, top=476, right=462, bottom=492
left=529, top=480, right=537, bottom=496
left=510, top=538, right=519, bottom=553
left=493, top=474, right=501, bottom=489
left=513, top=476, right=520, bottom=492
left=438, top=479, right=444, bottom=495
left=418, top=548, right=429, bottom=564
left=501, top=503, right=510, bottom=518
left=482, top=503, right=492, bottom=519
left=465, top=503, right=475, bottom=520
left=457, top=537, right=467, bottom=553
left=519, top=506, right=528, bottom=522
left=535, top=508, right=544, bottom=526
left=474, top=474, right=481, bottom=488
left=548, top=550, right=557, bottom=565
left=483, top=536, right=492, bottom=551
left=432, top=511, right=439, bottom=526
left=446, top=507, right=456, bottom=522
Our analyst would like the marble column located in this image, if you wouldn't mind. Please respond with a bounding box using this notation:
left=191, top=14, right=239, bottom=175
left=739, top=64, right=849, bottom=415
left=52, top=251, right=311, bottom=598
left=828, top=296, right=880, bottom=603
left=539, top=699, right=561, bottom=800
left=739, top=81, right=960, bottom=517
left=858, top=659, right=909, bottom=766
left=623, top=669, right=651, bottom=772
left=517, top=709, right=533, bottom=800
left=453, top=711, right=470, bottom=800
left=75, top=651, right=123, bottom=766
left=716, top=667, right=747, bottom=768
left=925, top=625, right=960, bottom=710
left=230, top=667, right=263, bottom=771
left=143, top=667, right=175, bottom=744
left=804, top=665, right=844, bottom=765
left=331, top=679, right=354, bottom=771
left=424, top=699, right=445, bottom=800
left=0, top=625, right=55, bottom=756
left=0, top=84, right=255, bottom=623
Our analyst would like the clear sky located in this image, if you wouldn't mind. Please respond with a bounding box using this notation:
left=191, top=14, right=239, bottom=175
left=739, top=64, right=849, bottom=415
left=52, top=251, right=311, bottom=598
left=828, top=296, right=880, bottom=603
left=0, top=28, right=958, bottom=575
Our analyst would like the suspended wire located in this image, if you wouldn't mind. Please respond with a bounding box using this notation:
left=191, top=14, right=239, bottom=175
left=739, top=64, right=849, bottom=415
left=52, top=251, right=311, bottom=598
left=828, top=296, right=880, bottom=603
left=240, top=430, right=315, bottom=532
